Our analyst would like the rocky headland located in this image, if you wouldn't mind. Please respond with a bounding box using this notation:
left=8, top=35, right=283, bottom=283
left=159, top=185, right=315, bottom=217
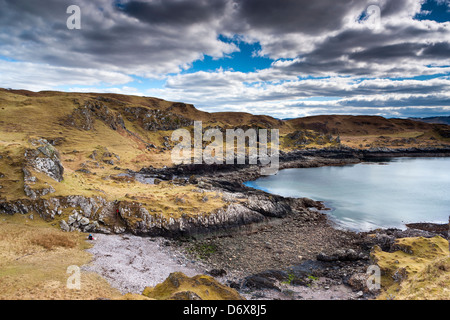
left=3, top=146, right=448, bottom=300
left=4, top=146, right=450, bottom=238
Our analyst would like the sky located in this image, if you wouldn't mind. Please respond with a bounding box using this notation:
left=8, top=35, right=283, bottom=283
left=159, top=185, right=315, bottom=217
left=0, top=0, right=449, bottom=119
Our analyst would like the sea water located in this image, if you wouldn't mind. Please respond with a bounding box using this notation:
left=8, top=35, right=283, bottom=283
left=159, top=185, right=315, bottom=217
left=245, top=157, right=450, bottom=232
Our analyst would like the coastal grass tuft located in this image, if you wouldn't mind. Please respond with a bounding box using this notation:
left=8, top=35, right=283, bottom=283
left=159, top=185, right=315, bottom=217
left=0, top=216, right=122, bottom=300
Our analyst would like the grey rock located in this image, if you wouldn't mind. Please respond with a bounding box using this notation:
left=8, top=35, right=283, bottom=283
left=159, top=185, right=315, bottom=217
left=348, top=273, right=369, bottom=292
left=24, top=142, right=64, bottom=183
left=60, top=220, right=70, bottom=232
left=80, top=217, right=90, bottom=226
left=243, top=274, right=280, bottom=291
left=24, top=184, right=55, bottom=200
left=317, top=249, right=363, bottom=262
left=68, top=213, right=77, bottom=225
left=207, top=269, right=227, bottom=277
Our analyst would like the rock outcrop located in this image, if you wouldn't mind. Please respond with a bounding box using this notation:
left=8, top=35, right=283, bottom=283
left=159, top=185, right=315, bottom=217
left=141, top=272, right=244, bottom=300
left=123, top=107, right=193, bottom=131
left=25, top=140, right=64, bottom=182
left=370, top=236, right=450, bottom=299
left=21, top=140, right=64, bottom=200
left=0, top=181, right=318, bottom=237
left=62, top=101, right=126, bottom=131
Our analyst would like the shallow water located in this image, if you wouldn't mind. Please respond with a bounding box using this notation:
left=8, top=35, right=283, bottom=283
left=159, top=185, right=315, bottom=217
left=245, top=157, right=450, bottom=232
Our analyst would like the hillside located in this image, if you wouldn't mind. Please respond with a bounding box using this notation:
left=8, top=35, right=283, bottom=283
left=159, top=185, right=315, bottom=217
left=1, top=89, right=449, bottom=154
left=0, top=88, right=449, bottom=300
left=0, top=89, right=448, bottom=182
left=286, top=114, right=450, bottom=149
left=0, top=88, right=448, bottom=219
left=408, top=116, right=450, bottom=126
left=0, top=87, right=449, bottom=213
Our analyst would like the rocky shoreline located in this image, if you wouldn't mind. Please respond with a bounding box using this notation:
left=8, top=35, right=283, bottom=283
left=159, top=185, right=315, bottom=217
left=2, top=146, right=449, bottom=240
left=130, top=147, right=450, bottom=299
left=1, top=146, right=449, bottom=299
left=2, top=146, right=449, bottom=238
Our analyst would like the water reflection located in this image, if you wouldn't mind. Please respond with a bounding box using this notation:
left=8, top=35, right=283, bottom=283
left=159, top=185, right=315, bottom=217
left=245, top=157, right=450, bottom=232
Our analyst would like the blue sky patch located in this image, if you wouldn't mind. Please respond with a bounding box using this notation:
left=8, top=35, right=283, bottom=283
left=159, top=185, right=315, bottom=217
left=186, top=36, right=274, bottom=74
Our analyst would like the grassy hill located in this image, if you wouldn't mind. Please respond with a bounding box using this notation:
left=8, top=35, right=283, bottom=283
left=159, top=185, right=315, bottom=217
left=0, top=88, right=449, bottom=300
left=286, top=114, right=450, bottom=149
left=0, top=87, right=448, bottom=205
left=409, top=116, right=450, bottom=126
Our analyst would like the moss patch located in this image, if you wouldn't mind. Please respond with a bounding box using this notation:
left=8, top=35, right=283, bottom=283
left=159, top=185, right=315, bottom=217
left=371, top=236, right=450, bottom=300
left=142, top=272, right=244, bottom=300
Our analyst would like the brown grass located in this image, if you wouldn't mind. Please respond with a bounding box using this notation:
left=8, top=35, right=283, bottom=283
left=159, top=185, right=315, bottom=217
left=372, top=236, right=450, bottom=300
left=30, top=233, right=77, bottom=251
left=0, top=216, right=122, bottom=300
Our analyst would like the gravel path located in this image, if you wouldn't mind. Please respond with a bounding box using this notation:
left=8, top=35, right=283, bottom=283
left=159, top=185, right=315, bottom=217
left=82, top=233, right=205, bottom=294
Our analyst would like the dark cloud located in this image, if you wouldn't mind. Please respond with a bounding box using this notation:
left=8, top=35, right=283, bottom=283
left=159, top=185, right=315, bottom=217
left=349, top=43, right=424, bottom=61
left=272, top=23, right=450, bottom=77
left=0, top=0, right=236, bottom=74
left=0, top=0, right=447, bottom=77
left=350, top=42, right=450, bottom=62
left=421, top=42, right=450, bottom=57
left=230, top=0, right=367, bottom=35
left=0, top=0, right=448, bottom=118
left=119, top=0, right=228, bottom=25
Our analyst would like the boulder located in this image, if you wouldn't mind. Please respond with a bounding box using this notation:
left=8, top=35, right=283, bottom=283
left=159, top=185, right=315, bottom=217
left=60, top=220, right=70, bottom=232
left=317, top=249, right=366, bottom=262
left=142, top=272, right=244, bottom=300
left=207, top=269, right=227, bottom=277
left=242, top=274, right=280, bottom=291
left=67, top=213, right=77, bottom=225
left=80, top=217, right=90, bottom=226
left=24, top=142, right=64, bottom=182
left=348, top=273, right=370, bottom=292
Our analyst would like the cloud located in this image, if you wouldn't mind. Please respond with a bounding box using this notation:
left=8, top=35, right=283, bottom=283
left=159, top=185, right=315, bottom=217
left=0, top=59, right=132, bottom=91
left=0, top=0, right=448, bottom=118
left=269, top=18, right=450, bottom=78
left=118, top=0, right=228, bottom=26
left=229, top=0, right=367, bottom=35
left=1, top=0, right=447, bottom=78
left=0, top=0, right=238, bottom=77
left=68, top=86, right=145, bottom=96
left=147, top=69, right=450, bottom=118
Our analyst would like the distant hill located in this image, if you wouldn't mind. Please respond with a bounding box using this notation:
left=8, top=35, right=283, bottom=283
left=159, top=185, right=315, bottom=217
left=285, top=114, right=444, bottom=136
left=408, top=116, right=450, bottom=126
left=0, top=88, right=449, bottom=159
